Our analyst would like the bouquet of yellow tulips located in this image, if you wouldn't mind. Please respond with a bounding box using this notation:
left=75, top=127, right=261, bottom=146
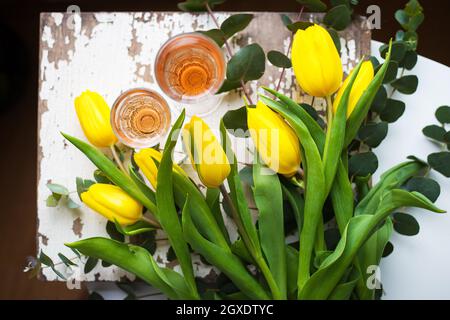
left=43, top=1, right=446, bottom=300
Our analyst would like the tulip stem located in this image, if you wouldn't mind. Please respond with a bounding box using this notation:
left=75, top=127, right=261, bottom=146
left=110, top=145, right=128, bottom=176
left=326, top=96, right=334, bottom=130
left=205, top=3, right=254, bottom=105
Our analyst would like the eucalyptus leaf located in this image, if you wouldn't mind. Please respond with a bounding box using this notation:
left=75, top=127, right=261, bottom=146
left=84, top=257, right=98, bottom=274
left=58, top=253, right=77, bottom=267
left=393, top=212, right=420, bottom=236
left=358, top=122, right=388, bottom=148
left=400, top=51, right=418, bottom=70
left=216, top=78, right=241, bottom=94
left=226, top=44, right=265, bottom=82
left=380, top=61, right=399, bottom=84
left=370, top=86, right=387, bottom=114
left=198, top=29, right=226, bottom=47
left=435, top=106, right=450, bottom=124
left=177, top=0, right=225, bottom=12
left=391, top=75, right=419, bottom=94
left=46, top=195, right=59, bottom=207
left=46, top=183, right=69, bottom=196
left=380, top=41, right=407, bottom=62
left=327, top=28, right=341, bottom=52
left=220, top=14, right=253, bottom=39
left=281, top=14, right=293, bottom=27
left=380, top=99, right=405, bottom=123
left=423, top=125, right=446, bottom=143
left=349, top=152, right=378, bottom=177
left=267, top=50, right=292, bottom=68
left=382, top=241, right=394, bottom=257
left=287, top=21, right=314, bottom=33
left=222, top=107, right=249, bottom=136
left=296, top=0, right=327, bottom=12
left=323, top=5, right=352, bottom=31
left=428, top=152, right=450, bottom=177
left=106, top=221, right=125, bottom=242
left=67, top=197, right=80, bottom=209
left=405, top=177, right=440, bottom=203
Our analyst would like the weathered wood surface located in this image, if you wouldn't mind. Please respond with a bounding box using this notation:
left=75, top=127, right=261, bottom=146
left=38, top=11, right=370, bottom=281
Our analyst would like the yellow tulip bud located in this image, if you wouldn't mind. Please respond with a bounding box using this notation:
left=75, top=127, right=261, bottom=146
left=182, top=116, right=231, bottom=188
left=81, top=183, right=143, bottom=226
left=247, top=101, right=301, bottom=177
left=291, top=24, right=343, bottom=97
left=74, top=90, right=118, bottom=148
left=133, top=148, right=187, bottom=189
left=333, top=61, right=374, bottom=118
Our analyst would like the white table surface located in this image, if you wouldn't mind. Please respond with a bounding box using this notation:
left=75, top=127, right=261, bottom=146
left=88, top=41, right=450, bottom=299
left=372, top=41, right=450, bottom=300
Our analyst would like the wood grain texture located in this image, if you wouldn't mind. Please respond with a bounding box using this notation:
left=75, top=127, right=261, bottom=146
left=38, top=11, right=370, bottom=281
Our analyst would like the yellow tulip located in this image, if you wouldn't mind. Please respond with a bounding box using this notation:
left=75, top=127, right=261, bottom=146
left=247, top=101, right=301, bottom=177
left=333, top=61, right=375, bottom=118
left=291, top=24, right=343, bottom=97
left=74, top=90, right=117, bottom=147
left=182, top=116, right=231, bottom=188
left=81, top=183, right=142, bottom=225
left=133, top=148, right=187, bottom=189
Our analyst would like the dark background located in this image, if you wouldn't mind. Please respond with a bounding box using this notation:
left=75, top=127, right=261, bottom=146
left=0, top=0, right=448, bottom=300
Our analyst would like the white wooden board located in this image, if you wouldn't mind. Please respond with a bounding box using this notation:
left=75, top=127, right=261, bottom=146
left=37, top=11, right=370, bottom=281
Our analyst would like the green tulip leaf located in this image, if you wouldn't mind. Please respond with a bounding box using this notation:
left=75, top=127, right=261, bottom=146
left=391, top=75, right=419, bottom=94
left=66, top=237, right=193, bottom=299
left=299, top=189, right=444, bottom=300
left=181, top=197, right=270, bottom=300
left=296, top=0, right=327, bottom=12
left=423, top=125, right=446, bottom=143
left=349, top=152, right=378, bottom=177
left=380, top=99, right=405, bottom=123
left=267, top=50, right=292, bottom=68
left=428, top=152, right=450, bottom=177
left=222, top=107, right=249, bottom=137
left=355, top=160, right=427, bottom=216
left=177, top=0, right=225, bottom=12
left=62, top=133, right=158, bottom=215
left=226, top=44, right=266, bottom=82
left=393, top=212, right=420, bottom=236
left=345, top=41, right=392, bottom=146
left=220, top=14, right=253, bottom=39
left=358, top=122, right=389, bottom=148
left=405, top=177, right=440, bottom=203
left=323, top=5, right=352, bottom=31
left=253, top=162, right=286, bottom=299
left=156, top=110, right=198, bottom=298
left=435, top=106, right=450, bottom=124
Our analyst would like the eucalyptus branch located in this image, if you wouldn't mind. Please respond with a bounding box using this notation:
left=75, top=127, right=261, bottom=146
left=205, top=3, right=254, bottom=104
left=275, top=7, right=304, bottom=92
